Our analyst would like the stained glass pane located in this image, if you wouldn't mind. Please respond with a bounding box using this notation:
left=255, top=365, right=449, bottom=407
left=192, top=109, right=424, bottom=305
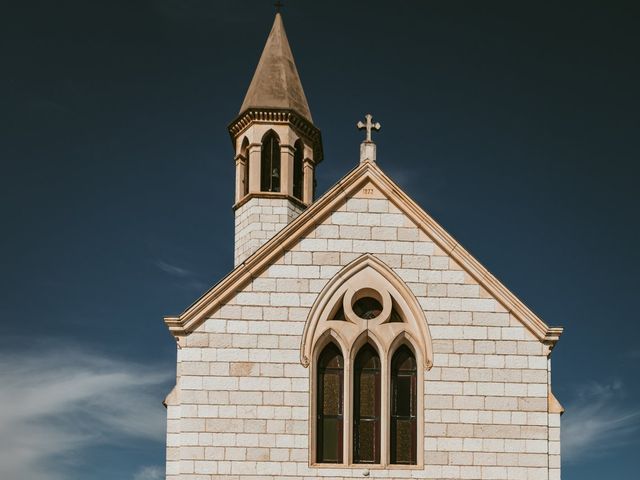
left=389, top=306, right=403, bottom=323
left=397, top=354, right=415, bottom=371
left=317, top=343, right=343, bottom=463
left=332, top=305, right=345, bottom=321
left=396, top=376, right=411, bottom=416
left=353, top=297, right=382, bottom=319
left=324, top=355, right=343, bottom=370
left=358, top=348, right=380, bottom=369
left=359, top=372, right=376, bottom=417
left=354, top=344, right=380, bottom=464
left=319, top=344, right=343, bottom=369
left=322, top=418, right=339, bottom=461
left=391, top=345, right=417, bottom=465
left=358, top=420, right=375, bottom=462
left=393, top=420, right=412, bottom=463
left=322, top=373, right=341, bottom=415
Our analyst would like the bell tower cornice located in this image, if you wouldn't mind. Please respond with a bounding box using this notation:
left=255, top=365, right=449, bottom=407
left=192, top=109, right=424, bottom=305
left=228, top=107, right=323, bottom=165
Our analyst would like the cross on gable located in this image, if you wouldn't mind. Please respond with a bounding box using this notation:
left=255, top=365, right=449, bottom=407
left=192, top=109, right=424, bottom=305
left=357, top=114, right=381, bottom=143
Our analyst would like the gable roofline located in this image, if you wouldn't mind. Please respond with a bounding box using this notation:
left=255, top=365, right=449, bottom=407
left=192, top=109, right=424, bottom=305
left=164, top=160, right=563, bottom=347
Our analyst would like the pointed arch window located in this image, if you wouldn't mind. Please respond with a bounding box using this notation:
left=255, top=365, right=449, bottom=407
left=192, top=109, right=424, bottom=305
left=353, top=344, right=381, bottom=464
left=304, top=255, right=432, bottom=469
left=293, top=139, right=304, bottom=200
left=241, top=137, right=250, bottom=196
left=390, top=345, right=417, bottom=464
left=260, top=131, right=280, bottom=192
left=317, top=343, right=344, bottom=463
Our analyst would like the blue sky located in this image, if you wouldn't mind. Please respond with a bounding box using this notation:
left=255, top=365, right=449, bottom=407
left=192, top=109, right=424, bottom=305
left=1, top=1, right=639, bottom=479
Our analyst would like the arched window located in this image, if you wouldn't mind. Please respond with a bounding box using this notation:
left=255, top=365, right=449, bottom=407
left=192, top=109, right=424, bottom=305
left=303, top=254, right=432, bottom=469
left=293, top=139, right=304, bottom=200
left=390, top=345, right=417, bottom=464
left=317, top=343, right=344, bottom=463
left=241, top=137, right=249, bottom=196
left=260, top=131, right=280, bottom=192
left=353, top=344, right=381, bottom=464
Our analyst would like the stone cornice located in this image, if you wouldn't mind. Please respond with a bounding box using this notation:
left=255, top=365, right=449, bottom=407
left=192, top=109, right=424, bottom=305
left=233, top=191, right=308, bottom=211
left=227, top=108, right=323, bottom=164
left=164, top=160, right=563, bottom=347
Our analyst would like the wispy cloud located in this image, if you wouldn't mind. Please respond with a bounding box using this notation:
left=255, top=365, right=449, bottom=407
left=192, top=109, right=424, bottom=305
left=155, top=259, right=193, bottom=277
left=155, top=259, right=207, bottom=292
left=133, top=465, right=164, bottom=480
left=0, top=345, right=172, bottom=480
left=562, top=381, right=640, bottom=463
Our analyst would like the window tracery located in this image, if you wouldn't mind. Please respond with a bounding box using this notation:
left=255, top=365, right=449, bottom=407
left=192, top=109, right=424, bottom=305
left=301, top=254, right=433, bottom=468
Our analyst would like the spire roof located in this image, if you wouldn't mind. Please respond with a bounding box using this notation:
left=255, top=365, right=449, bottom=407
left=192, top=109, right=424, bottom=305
left=239, top=13, right=313, bottom=122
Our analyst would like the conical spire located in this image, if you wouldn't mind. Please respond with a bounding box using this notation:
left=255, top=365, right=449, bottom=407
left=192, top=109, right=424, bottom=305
left=239, top=13, right=313, bottom=122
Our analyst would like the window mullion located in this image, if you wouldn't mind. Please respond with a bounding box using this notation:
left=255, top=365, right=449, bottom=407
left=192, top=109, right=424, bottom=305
left=344, top=353, right=352, bottom=465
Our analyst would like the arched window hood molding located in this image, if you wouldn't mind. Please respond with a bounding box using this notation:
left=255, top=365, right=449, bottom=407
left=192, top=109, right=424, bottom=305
left=300, top=254, right=433, bottom=370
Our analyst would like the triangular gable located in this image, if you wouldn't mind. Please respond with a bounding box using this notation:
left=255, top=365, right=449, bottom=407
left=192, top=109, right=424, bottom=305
left=164, top=160, right=563, bottom=347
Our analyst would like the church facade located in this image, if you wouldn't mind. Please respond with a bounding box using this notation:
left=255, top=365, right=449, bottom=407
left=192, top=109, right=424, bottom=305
left=163, top=13, right=563, bottom=480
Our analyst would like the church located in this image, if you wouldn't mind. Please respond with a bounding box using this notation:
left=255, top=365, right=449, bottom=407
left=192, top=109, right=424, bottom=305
left=163, top=12, right=563, bottom=480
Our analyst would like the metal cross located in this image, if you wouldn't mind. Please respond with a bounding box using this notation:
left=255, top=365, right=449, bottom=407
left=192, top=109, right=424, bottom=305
left=357, top=114, right=381, bottom=142
left=274, top=1, right=284, bottom=13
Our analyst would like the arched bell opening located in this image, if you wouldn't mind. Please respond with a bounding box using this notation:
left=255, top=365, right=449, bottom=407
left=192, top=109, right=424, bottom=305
left=240, top=137, right=250, bottom=196
left=260, top=130, right=281, bottom=192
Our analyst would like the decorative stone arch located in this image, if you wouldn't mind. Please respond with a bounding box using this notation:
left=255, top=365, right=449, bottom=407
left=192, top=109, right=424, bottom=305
left=388, top=330, right=423, bottom=370
left=238, top=135, right=250, bottom=156
left=312, top=328, right=349, bottom=365
left=348, top=328, right=384, bottom=367
left=261, top=128, right=281, bottom=142
left=304, top=253, right=430, bottom=467
left=300, top=253, right=433, bottom=370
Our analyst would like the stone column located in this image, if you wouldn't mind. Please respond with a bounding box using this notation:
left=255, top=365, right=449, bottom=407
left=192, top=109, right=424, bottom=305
left=303, top=159, right=314, bottom=204
left=280, top=144, right=295, bottom=196
left=234, top=154, right=246, bottom=203
left=248, top=143, right=261, bottom=193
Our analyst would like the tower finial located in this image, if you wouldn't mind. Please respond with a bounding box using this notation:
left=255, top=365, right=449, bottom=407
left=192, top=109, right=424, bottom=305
left=274, top=1, right=284, bottom=13
left=357, top=114, right=381, bottom=163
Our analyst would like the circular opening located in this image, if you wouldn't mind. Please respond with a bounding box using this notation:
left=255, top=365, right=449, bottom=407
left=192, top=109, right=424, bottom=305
left=353, top=296, right=383, bottom=319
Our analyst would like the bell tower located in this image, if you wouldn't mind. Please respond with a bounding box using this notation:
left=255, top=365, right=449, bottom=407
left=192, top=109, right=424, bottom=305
left=228, top=12, right=323, bottom=266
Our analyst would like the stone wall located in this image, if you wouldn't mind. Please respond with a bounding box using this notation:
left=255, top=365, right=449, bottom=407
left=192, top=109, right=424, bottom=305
left=234, top=197, right=305, bottom=266
left=167, top=196, right=560, bottom=480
